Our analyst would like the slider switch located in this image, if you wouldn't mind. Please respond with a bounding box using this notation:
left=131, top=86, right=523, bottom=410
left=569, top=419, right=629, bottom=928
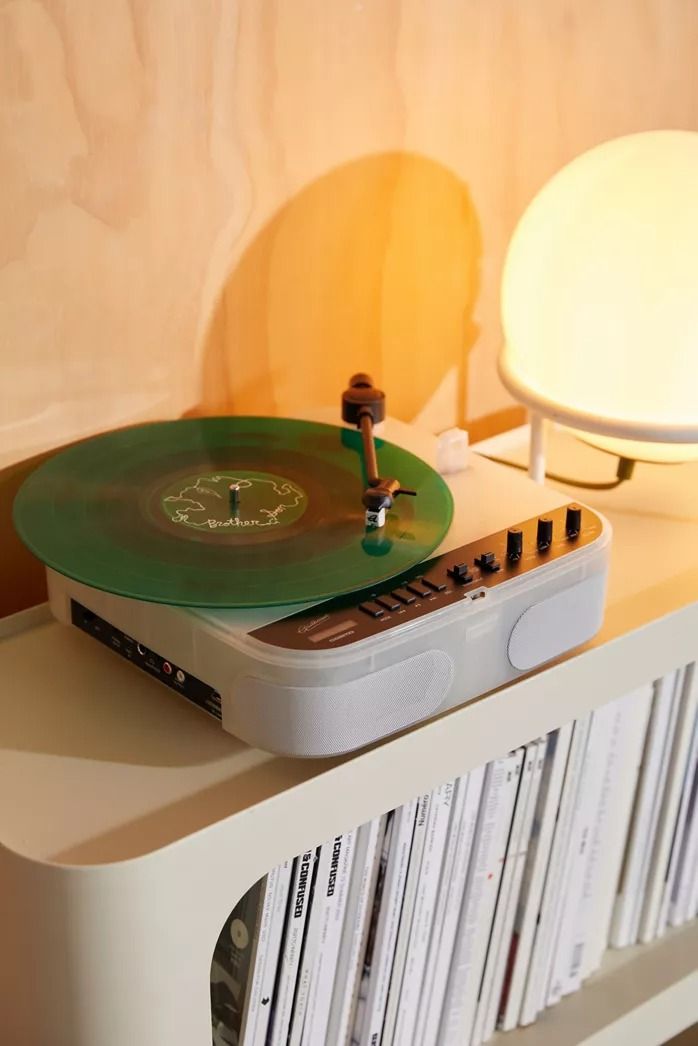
left=566, top=504, right=582, bottom=538
left=537, top=517, right=553, bottom=550
left=506, top=528, right=523, bottom=561
left=474, top=551, right=500, bottom=573
left=447, top=562, right=473, bottom=584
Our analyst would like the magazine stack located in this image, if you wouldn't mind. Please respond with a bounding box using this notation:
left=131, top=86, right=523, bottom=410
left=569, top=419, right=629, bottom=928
left=211, top=663, right=698, bottom=1046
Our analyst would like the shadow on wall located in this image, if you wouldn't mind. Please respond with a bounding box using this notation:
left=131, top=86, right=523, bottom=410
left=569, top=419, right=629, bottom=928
left=1, top=152, right=481, bottom=618
left=0, top=451, right=53, bottom=618
left=196, top=151, right=482, bottom=423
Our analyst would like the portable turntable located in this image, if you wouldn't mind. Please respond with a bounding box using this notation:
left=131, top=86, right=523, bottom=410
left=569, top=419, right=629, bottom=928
left=13, top=376, right=611, bottom=756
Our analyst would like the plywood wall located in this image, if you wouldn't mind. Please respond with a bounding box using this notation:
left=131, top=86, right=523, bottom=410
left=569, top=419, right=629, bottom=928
left=1, top=0, right=698, bottom=613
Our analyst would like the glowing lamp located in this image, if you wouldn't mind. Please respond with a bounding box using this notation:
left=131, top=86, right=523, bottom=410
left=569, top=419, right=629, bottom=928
left=499, top=130, right=698, bottom=481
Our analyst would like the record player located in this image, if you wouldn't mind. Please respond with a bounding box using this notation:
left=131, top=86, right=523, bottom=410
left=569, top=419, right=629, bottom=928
left=13, top=376, right=611, bottom=757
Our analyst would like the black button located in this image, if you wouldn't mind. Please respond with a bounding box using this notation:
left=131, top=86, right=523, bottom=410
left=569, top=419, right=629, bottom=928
left=566, top=505, right=582, bottom=537
left=506, top=528, right=523, bottom=561
left=422, top=576, right=447, bottom=592
left=447, top=562, right=473, bottom=583
left=406, top=582, right=431, bottom=598
left=375, top=595, right=400, bottom=611
left=537, top=517, right=554, bottom=549
left=391, top=588, right=416, bottom=605
left=475, top=552, right=500, bottom=573
left=359, top=601, right=385, bottom=618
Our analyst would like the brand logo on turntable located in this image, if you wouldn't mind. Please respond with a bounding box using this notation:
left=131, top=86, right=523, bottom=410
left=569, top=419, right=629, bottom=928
left=297, top=615, right=330, bottom=635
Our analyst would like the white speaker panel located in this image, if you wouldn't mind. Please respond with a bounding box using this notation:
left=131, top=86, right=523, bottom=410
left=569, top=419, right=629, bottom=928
left=232, top=649, right=455, bottom=756
left=507, top=573, right=607, bottom=671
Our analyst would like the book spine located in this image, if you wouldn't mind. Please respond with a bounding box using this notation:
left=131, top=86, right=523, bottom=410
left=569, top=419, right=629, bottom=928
left=242, top=861, right=291, bottom=1046
left=519, top=714, right=591, bottom=1025
left=439, top=752, right=521, bottom=1046
left=253, top=860, right=292, bottom=1046
left=480, top=739, right=544, bottom=1043
left=499, top=723, right=573, bottom=1032
left=680, top=720, right=698, bottom=923
left=469, top=749, right=526, bottom=1045
left=553, top=703, right=616, bottom=1000
left=471, top=746, right=531, bottom=1045
left=658, top=707, right=698, bottom=933
left=627, top=668, right=683, bottom=942
left=381, top=793, right=432, bottom=1045
left=581, top=684, right=653, bottom=977
left=302, top=831, right=358, bottom=1046
left=351, top=814, right=395, bottom=1044
left=687, top=829, right=698, bottom=921
left=327, top=816, right=386, bottom=1046
left=413, top=773, right=469, bottom=1046
left=268, top=849, right=318, bottom=1046
left=289, top=840, right=336, bottom=1046
left=610, top=672, right=680, bottom=947
left=238, top=868, right=277, bottom=1045
left=669, top=739, right=698, bottom=925
left=358, top=798, right=419, bottom=1046
left=639, top=665, right=698, bottom=942
left=420, top=766, right=485, bottom=1046
left=541, top=714, right=593, bottom=1009
left=392, top=780, right=454, bottom=1045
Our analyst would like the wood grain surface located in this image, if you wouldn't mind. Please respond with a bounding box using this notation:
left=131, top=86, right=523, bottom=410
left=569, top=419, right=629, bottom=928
left=1, top=0, right=697, bottom=612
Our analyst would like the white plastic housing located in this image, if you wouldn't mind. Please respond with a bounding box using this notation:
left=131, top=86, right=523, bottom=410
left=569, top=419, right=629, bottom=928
left=45, top=424, right=610, bottom=757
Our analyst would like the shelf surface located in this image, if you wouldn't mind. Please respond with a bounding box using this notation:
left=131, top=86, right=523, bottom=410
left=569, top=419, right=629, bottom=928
left=1, top=428, right=698, bottom=867
left=491, top=920, right=698, bottom=1046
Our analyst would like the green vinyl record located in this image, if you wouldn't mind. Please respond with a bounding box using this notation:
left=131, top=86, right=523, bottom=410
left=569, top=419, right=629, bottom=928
left=13, top=417, right=453, bottom=608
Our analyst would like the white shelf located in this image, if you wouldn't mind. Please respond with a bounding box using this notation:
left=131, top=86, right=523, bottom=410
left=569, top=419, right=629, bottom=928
left=492, top=921, right=698, bottom=1046
left=1, top=427, right=697, bottom=1045
left=1, top=567, right=697, bottom=871
left=2, top=431, right=698, bottom=869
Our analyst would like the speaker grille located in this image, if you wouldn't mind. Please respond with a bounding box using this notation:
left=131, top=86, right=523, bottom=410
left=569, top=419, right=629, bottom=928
left=234, top=650, right=454, bottom=757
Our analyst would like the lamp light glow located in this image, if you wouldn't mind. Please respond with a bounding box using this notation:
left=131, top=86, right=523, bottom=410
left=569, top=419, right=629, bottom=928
left=499, top=130, right=698, bottom=467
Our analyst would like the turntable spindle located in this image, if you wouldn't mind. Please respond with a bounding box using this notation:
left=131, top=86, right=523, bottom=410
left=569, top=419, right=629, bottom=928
left=229, top=483, right=241, bottom=513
